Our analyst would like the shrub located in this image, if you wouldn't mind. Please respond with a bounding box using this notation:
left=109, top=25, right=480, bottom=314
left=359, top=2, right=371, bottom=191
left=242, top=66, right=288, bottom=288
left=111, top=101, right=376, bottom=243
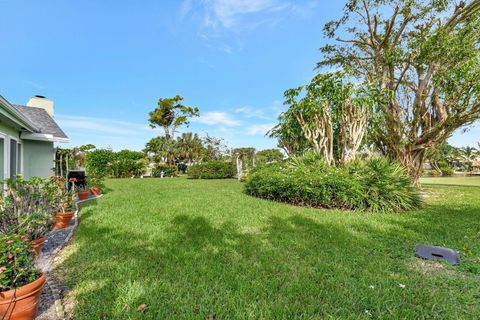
left=244, top=155, right=422, bottom=212
left=0, top=177, right=55, bottom=241
left=86, top=149, right=116, bottom=176
left=422, top=169, right=440, bottom=176
left=152, top=164, right=177, bottom=177
left=0, top=233, right=39, bottom=291
left=86, top=149, right=147, bottom=178
left=109, top=150, right=146, bottom=178
left=187, top=160, right=235, bottom=179
left=441, top=167, right=455, bottom=176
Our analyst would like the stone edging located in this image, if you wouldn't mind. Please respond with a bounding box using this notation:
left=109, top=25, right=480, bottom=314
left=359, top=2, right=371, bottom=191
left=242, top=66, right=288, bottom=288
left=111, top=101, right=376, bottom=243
left=40, top=194, right=102, bottom=319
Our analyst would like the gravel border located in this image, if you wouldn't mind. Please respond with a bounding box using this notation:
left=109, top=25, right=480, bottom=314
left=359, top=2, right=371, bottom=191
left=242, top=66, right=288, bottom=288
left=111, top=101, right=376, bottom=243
left=35, top=194, right=102, bottom=320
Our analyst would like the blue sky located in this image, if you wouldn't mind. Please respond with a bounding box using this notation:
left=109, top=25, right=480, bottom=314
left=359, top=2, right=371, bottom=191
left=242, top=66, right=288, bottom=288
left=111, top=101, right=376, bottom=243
left=0, top=0, right=478, bottom=151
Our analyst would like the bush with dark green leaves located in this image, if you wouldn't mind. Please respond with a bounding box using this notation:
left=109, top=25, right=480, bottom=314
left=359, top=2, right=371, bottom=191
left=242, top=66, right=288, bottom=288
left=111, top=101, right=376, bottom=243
left=86, top=149, right=116, bottom=176
left=244, top=154, right=422, bottom=212
left=86, top=149, right=147, bottom=178
left=0, top=233, right=39, bottom=291
left=152, top=164, right=177, bottom=177
left=187, top=160, right=235, bottom=179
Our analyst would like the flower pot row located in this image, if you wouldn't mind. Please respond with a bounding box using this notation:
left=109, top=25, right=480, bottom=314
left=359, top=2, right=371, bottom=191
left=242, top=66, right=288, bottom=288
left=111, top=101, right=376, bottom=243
left=1, top=175, right=103, bottom=320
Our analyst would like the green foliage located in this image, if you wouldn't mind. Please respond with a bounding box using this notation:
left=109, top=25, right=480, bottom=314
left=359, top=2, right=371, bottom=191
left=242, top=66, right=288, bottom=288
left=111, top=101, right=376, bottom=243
left=152, top=164, right=177, bottom=178
left=0, top=176, right=56, bottom=240
left=255, top=149, right=284, bottom=165
left=0, top=233, right=39, bottom=291
left=319, top=0, right=480, bottom=181
left=187, top=161, right=235, bottom=179
left=86, top=149, right=116, bottom=176
left=109, top=150, right=146, bottom=178
left=87, top=172, right=105, bottom=189
left=148, top=95, right=199, bottom=140
left=269, top=110, right=310, bottom=156
left=202, top=134, right=229, bottom=160
left=422, top=169, right=441, bottom=177
left=86, top=149, right=147, bottom=178
left=245, top=154, right=422, bottom=212
left=441, top=167, right=455, bottom=176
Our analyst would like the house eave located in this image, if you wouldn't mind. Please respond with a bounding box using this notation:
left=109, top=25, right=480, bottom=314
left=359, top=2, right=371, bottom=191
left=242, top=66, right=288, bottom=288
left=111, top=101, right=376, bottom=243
left=0, top=95, right=39, bottom=132
left=21, top=132, right=70, bottom=143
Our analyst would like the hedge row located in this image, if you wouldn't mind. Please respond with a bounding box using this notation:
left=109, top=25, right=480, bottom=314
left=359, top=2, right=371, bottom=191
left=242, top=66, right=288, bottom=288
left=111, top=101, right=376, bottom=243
left=187, top=160, right=235, bottom=179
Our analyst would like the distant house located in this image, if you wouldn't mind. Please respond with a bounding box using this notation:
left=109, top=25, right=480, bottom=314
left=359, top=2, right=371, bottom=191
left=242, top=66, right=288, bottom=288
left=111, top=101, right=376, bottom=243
left=0, top=95, right=69, bottom=179
left=472, top=161, right=480, bottom=172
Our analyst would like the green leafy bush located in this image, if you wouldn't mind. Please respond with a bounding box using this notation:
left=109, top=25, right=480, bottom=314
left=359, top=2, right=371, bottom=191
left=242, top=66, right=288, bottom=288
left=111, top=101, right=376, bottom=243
left=86, top=149, right=116, bottom=176
left=0, top=233, right=39, bottom=291
left=422, top=169, right=441, bottom=176
left=109, top=150, right=146, bottom=178
left=441, top=167, right=455, bottom=176
left=152, top=164, right=177, bottom=177
left=0, top=177, right=56, bottom=241
left=244, top=155, right=422, bottom=212
left=188, top=161, right=235, bottom=179
left=86, top=149, right=147, bottom=178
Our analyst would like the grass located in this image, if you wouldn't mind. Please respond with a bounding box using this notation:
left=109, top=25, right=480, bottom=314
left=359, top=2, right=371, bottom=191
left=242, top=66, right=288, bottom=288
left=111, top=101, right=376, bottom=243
left=61, top=177, right=480, bottom=319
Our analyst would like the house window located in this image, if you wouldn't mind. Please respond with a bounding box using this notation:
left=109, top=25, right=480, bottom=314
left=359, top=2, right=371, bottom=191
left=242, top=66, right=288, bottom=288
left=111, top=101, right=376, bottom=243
left=10, top=139, right=17, bottom=178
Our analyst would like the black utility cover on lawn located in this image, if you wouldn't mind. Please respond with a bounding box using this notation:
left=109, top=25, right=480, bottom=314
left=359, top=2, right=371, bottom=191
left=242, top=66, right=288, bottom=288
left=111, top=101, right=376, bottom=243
left=415, top=244, right=460, bottom=265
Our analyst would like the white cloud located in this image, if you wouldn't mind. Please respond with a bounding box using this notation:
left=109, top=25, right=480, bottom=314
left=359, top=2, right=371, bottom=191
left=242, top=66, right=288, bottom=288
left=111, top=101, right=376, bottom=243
left=25, top=80, right=46, bottom=90
left=203, top=0, right=288, bottom=28
left=181, top=0, right=292, bottom=50
left=246, top=123, right=275, bottom=136
left=194, top=111, right=241, bottom=126
left=56, top=114, right=151, bottom=136
left=235, top=106, right=269, bottom=119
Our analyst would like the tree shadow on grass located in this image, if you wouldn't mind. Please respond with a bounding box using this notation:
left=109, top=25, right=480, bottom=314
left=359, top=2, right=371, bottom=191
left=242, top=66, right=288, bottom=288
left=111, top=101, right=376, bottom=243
left=57, top=204, right=480, bottom=320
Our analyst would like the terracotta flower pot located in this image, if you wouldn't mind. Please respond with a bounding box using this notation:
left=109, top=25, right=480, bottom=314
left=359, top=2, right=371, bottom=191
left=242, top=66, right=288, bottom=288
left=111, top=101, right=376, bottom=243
left=90, top=187, right=102, bottom=196
left=78, top=191, right=89, bottom=201
left=54, top=212, right=74, bottom=229
left=31, top=237, right=45, bottom=258
left=0, top=273, right=46, bottom=320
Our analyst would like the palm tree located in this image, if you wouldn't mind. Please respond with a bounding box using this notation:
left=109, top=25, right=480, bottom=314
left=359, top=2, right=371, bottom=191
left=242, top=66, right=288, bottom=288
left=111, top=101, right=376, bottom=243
left=175, top=133, right=204, bottom=164
left=459, top=146, right=479, bottom=171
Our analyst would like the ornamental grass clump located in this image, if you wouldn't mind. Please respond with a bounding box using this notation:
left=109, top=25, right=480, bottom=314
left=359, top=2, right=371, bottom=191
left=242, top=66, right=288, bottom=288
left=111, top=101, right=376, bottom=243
left=244, top=154, right=422, bottom=212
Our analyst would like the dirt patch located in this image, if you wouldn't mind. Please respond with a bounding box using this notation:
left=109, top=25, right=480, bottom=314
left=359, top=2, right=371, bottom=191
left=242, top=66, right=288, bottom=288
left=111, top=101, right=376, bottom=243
left=409, top=259, right=466, bottom=278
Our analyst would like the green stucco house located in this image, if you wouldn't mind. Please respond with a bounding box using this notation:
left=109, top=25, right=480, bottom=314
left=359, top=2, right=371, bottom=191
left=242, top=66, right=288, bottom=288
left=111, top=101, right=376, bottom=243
left=0, top=94, right=68, bottom=180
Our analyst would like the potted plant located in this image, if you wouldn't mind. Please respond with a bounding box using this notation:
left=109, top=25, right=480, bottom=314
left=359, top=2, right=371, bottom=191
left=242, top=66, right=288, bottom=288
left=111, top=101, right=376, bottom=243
left=0, top=177, right=55, bottom=257
left=76, top=182, right=90, bottom=201
left=0, top=233, right=46, bottom=320
left=88, top=173, right=104, bottom=196
left=51, top=177, right=76, bottom=229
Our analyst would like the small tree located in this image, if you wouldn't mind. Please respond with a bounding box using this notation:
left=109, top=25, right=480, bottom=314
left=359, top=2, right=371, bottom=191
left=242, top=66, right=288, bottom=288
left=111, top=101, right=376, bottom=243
left=280, top=72, right=378, bottom=165
left=148, top=95, right=199, bottom=141
left=268, top=111, right=310, bottom=156
left=255, top=149, right=284, bottom=165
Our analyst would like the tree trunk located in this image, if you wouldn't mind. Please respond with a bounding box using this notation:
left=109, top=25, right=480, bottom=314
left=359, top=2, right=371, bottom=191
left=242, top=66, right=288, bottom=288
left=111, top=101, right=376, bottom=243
left=397, top=148, right=426, bottom=185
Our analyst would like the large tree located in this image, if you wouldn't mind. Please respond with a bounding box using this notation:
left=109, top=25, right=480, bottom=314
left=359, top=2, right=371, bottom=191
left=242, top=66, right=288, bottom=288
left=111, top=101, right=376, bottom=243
left=320, top=0, right=480, bottom=182
left=148, top=95, right=199, bottom=140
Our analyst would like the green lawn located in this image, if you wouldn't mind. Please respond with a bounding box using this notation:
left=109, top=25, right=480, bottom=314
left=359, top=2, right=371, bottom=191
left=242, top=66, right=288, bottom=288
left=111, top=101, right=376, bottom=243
left=62, top=178, right=480, bottom=319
